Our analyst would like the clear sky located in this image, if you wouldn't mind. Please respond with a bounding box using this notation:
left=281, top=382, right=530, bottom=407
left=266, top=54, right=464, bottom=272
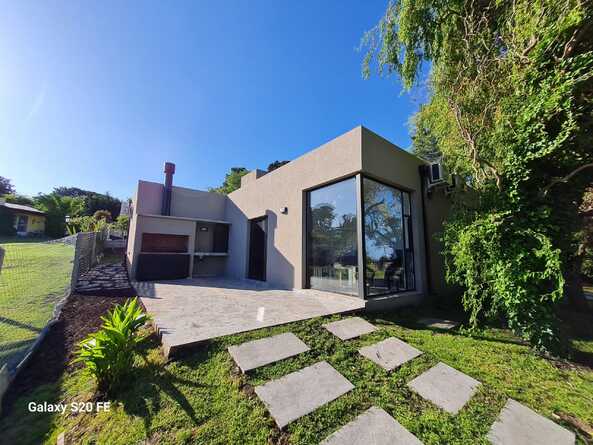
left=0, top=1, right=426, bottom=200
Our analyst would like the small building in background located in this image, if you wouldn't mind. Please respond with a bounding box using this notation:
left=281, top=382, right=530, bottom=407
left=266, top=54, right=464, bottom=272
left=0, top=198, right=46, bottom=236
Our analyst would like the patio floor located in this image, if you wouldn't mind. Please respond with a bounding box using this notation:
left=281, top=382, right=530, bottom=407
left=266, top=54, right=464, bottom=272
left=134, top=277, right=365, bottom=357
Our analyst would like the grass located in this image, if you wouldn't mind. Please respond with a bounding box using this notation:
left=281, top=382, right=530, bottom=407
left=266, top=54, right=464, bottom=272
left=0, top=239, right=74, bottom=369
left=1, top=310, right=592, bottom=444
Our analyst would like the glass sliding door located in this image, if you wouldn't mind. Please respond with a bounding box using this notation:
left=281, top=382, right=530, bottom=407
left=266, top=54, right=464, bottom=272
left=363, top=177, right=414, bottom=296
left=307, top=177, right=358, bottom=295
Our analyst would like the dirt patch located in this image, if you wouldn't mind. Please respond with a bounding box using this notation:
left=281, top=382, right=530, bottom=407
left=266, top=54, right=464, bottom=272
left=1, top=294, right=131, bottom=414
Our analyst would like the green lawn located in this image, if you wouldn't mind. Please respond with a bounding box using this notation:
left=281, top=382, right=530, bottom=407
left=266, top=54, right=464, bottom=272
left=0, top=240, right=74, bottom=369
left=2, top=311, right=592, bottom=444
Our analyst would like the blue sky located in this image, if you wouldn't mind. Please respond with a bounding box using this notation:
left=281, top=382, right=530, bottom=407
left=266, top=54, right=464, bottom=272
left=0, top=1, right=427, bottom=199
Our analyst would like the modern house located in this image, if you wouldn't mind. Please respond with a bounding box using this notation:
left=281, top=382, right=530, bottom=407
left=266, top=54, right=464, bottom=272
left=126, top=126, right=452, bottom=308
left=0, top=198, right=46, bottom=236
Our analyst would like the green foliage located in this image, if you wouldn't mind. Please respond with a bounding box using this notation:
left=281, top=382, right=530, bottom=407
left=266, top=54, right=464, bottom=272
left=0, top=205, right=16, bottom=236
left=209, top=167, right=249, bottom=194
left=34, top=194, right=86, bottom=238
left=93, top=209, right=112, bottom=222
left=267, top=160, right=290, bottom=172
left=73, top=298, right=150, bottom=395
left=3, top=194, right=35, bottom=206
left=53, top=187, right=122, bottom=219
left=3, top=313, right=592, bottom=444
left=114, top=214, right=130, bottom=233
left=0, top=176, right=15, bottom=195
left=66, top=215, right=110, bottom=235
left=363, top=0, right=593, bottom=353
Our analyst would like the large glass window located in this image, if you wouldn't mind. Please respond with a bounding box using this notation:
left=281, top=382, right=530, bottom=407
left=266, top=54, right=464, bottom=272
left=363, top=177, right=414, bottom=296
left=307, top=178, right=358, bottom=295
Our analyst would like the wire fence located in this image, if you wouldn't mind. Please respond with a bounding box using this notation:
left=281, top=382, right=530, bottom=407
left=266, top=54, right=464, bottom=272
left=0, top=232, right=101, bottom=376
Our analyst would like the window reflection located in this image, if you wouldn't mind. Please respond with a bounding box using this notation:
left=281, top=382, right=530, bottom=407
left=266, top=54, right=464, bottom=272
left=307, top=178, right=358, bottom=295
left=363, top=178, right=414, bottom=295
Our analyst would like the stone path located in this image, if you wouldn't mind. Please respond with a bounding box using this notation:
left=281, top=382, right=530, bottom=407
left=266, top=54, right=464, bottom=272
left=408, top=362, right=480, bottom=414
left=323, top=317, right=377, bottom=340
left=254, top=361, right=354, bottom=428
left=233, top=318, right=574, bottom=442
left=359, top=337, right=423, bottom=371
left=321, top=406, right=423, bottom=445
left=416, top=318, right=458, bottom=330
left=228, top=332, right=309, bottom=372
left=76, top=262, right=135, bottom=296
left=488, top=399, right=575, bottom=445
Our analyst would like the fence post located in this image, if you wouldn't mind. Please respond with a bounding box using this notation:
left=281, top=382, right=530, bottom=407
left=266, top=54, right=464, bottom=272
left=70, top=233, right=81, bottom=292
left=90, top=232, right=97, bottom=268
left=0, top=246, right=4, bottom=277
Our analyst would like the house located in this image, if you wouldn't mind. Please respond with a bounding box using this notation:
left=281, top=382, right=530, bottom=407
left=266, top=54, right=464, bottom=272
left=126, top=126, right=452, bottom=308
left=0, top=198, right=46, bottom=236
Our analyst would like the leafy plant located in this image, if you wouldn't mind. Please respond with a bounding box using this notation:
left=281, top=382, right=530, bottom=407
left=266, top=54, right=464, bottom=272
left=362, top=0, right=593, bottom=353
left=73, top=298, right=150, bottom=395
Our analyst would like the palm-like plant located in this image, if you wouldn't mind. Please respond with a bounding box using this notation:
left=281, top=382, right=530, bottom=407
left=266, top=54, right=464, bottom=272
left=73, top=298, right=150, bottom=395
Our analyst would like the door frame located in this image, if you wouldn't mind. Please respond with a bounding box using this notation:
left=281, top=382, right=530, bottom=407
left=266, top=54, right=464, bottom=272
left=247, top=216, right=267, bottom=281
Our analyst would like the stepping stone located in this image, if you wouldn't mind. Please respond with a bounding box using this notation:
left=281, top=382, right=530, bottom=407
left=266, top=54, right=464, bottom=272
left=321, top=406, right=423, bottom=445
left=254, top=361, right=354, bottom=428
left=488, top=399, right=575, bottom=445
left=323, top=317, right=377, bottom=340
left=407, top=362, right=480, bottom=414
left=417, top=318, right=458, bottom=330
left=228, top=332, right=309, bottom=372
left=359, top=337, right=422, bottom=371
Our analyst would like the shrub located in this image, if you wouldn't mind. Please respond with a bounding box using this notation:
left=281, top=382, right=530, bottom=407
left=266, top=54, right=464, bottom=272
left=73, top=298, right=150, bottom=395
left=93, top=209, right=112, bottom=222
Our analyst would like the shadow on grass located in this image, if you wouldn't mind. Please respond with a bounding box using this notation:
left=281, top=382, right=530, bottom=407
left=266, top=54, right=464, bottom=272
left=115, top=334, right=211, bottom=435
left=0, top=316, right=42, bottom=333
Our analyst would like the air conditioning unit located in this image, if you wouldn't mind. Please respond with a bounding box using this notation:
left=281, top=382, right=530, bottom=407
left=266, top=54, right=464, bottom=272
left=429, top=162, right=445, bottom=184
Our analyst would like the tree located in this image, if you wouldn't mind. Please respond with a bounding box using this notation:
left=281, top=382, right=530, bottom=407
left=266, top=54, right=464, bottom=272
left=4, top=194, right=35, bottom=206
left=363, top=0, right=593, bottom=353
left=93, top=209, right=112, bottom=222
left=0, top=206, right=15, bottom=236
left=267, top=160, right=290, bottom=172
left=53, top=187, right=122, bottom=218
left=35, top=194, right=86, bottom=238
left=0, top=177, right=15, bottom=195
left=209, top=167, right=249, bottom=194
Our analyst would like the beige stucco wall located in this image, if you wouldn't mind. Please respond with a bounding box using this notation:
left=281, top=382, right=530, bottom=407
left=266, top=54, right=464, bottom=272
left=127, top=126, right=449, bottom=304
left=225, top=126, right=363, bottom=290
left=126, top=179, right=228, bottom=279
left=360, top=127, right=428, bottom=297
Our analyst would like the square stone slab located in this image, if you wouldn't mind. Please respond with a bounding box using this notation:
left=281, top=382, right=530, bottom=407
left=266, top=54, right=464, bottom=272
left=323, top=317, right=377, bottom=340
left=488, top=399, right=575, bottom=445
left=321, top=406, right=424, bottom=445
left=254, top=361, right=354, bottom=428
left=359, top=337, right=423, bottom=371
left=417, top=318, right=458, bottom=330
left=228, top=332, right=310, bottom=372
left=407, top=362, right=480, bottom=414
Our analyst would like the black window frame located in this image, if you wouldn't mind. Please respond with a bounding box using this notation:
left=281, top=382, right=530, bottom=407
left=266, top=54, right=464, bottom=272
left=304, top=173, right=417, bottom=299
left=361, top=175, right=416, bottom=298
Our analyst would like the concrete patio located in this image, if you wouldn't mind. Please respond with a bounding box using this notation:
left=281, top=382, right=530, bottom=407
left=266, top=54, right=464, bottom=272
left=134, top=277, right=365, bottom=357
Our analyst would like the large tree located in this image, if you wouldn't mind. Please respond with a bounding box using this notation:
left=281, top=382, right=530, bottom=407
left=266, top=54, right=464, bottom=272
left=363, top=0, right=593, bottom=353
left=0, top=176, right=15, bottom=195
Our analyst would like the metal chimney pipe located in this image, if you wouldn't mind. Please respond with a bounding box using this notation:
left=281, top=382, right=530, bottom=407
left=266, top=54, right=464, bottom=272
left=162, top=162, right=175, bottom=216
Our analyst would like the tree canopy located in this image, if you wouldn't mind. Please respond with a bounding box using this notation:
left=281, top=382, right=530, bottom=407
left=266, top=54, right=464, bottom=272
left=363, top=0, right=593, bottom=353
left=209, top=167, right=249, bottom=194
left=0, top=176, right=15, bottom=195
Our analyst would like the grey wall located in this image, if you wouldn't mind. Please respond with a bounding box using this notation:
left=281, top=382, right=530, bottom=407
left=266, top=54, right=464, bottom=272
left=225, top=126, right=363, bottom=289
left=360, top=127, right=429, bottom=297
left=170, top=185, right=226, bottom=221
